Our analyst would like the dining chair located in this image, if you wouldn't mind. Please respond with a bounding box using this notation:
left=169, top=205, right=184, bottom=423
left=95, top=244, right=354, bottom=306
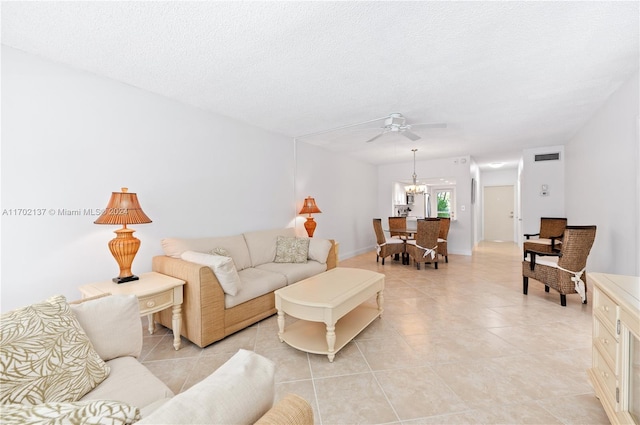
left=388, top=217, right=408, bottom=239
left=523, top=225, right=596, bottom=306
left=405, top=218, right=440, bottom=270
left=523, top=217, right=567, bottom=258
left=372, top=218, right=405, bottom=265
left=437, top=217, right=450, bottom=263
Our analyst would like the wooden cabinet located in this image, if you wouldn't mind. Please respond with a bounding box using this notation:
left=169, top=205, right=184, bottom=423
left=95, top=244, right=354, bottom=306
left=588, top=273, right=640, bottom=424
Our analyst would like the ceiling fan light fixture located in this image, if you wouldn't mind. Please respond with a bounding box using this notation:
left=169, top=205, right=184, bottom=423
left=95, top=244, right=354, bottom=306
left=386, top=113, right=406, bottom=127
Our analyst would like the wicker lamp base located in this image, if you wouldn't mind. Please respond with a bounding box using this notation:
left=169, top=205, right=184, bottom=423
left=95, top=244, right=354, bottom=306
left=108, top=226, right=141, bottom=284
left=303, top=217, right=317, bottom=237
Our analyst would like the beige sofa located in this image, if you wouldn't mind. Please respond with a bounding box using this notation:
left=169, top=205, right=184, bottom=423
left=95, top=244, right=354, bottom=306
left=0, top=294, right=313, bottom=424
left=153, top=227, right=338, bottom=347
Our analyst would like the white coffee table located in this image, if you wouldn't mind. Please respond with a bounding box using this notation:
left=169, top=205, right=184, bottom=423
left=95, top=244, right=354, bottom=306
left=275, top=267, right=384, bottom=362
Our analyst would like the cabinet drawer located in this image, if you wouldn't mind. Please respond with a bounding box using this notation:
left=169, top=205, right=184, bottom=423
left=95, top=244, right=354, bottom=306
left=138, top=290, right=173, bottom=314
left=594, top=287, right=618, bottom=329
left=594, top=317, right=618, bottom=372
left=592, top=347, right=618, bottom=409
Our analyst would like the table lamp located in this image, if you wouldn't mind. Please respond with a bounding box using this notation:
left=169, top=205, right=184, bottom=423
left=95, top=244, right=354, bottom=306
left=94, top=187, right=152, bottom=283
left=299, top=196, right=322, bottom=237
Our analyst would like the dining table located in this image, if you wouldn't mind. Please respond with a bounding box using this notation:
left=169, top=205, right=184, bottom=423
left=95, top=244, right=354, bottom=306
left=386, top=228, right=417, bottom=239
left=384, top=228, right=416, bottom=264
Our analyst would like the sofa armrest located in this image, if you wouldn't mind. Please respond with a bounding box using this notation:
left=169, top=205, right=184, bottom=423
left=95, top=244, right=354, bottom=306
left=152, top=255, right=226, bottom=348
left=255, top=393, right=314, bottom=425
left=326, top=239, right=338, bottom=270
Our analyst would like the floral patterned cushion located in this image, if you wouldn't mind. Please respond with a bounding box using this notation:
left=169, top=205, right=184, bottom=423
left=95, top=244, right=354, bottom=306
left=274, top=236, right=309, bottom=263
left=0, top=295, right=110, bottom=405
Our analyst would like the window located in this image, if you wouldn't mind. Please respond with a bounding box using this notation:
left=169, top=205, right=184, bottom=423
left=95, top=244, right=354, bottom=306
left=434, top=187, right=455, bottom=219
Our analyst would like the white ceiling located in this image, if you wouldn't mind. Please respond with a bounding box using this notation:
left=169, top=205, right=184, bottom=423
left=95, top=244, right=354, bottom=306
left=2, top=1, right=638, bottom=169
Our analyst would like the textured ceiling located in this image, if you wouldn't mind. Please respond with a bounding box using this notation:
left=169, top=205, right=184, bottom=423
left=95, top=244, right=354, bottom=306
left=2, top=1, right=638, bottom=168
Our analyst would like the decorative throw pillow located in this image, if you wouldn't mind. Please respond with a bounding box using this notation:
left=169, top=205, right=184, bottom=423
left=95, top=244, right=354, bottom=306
left=0, top=295, right=110, bottom=405
left=70, top=294, right=142, bottom=361
left=0, top=400, right=140, bottom=425
left=308, top=238, right=332, bottom=263
left=181, top=251, right=241, bottom=296
left=274, top=236, right=309, bottom=263
left=209, top=247, right=230, bottom=257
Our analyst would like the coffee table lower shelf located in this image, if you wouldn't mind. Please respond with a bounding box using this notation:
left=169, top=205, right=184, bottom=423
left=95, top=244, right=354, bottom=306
left=279, top=304, right=381, bottom=360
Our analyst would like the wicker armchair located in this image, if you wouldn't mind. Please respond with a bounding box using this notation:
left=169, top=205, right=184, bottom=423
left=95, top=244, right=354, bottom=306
left=406, top=218, right=440, bottom=270
left=523, top=217, right=567, bottom=258
left=522, top=225, right=596, bottom=306
left=437, top=217, right=450, bottom=263
left=373, top=218, right=405, bottom=265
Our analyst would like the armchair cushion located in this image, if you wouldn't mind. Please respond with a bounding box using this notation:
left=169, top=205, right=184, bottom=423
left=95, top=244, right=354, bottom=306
left=137, top=349, right=275, bottom=425
left=0, top=295, right=109, bottom=405
left=524, top=252, right=560, bottom=269
left=70, top=294, right=142, bottom=361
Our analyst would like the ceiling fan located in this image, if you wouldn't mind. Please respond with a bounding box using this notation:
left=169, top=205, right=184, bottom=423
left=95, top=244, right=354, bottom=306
left=364, top=113, right=447, bottom=144
left=296, top=112, right=446, bottom=143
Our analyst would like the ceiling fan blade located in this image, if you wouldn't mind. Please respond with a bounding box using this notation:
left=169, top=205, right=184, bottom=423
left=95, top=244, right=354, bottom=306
left=411, top=122, right=447, bottom=129
left=402, top=130, right=421, bottom=141
left=364, top=132, right=386, bottom=143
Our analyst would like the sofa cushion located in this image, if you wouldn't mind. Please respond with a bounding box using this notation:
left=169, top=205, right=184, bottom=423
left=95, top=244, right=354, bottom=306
left=181, top=250, right=242, bottom=296
left=0, top=295, right=110, bottom=405
left=274, top=236, right=309, bottom=263
left=161, top=234, right=252, bottom=270
left=225, top=268, right=287, bottom=308
left=256, top=261, right=327, bottom=285
left=70, top=294, right=142, bottom=361
left=80, top=356, right=174, bottom=409
left=244, top=227, right=296, bottom=267
left=137, top=349, right=275, bottom=425
left=0, top=400, right=140, bottom=425
left=308, top=238, right=333, bottom=263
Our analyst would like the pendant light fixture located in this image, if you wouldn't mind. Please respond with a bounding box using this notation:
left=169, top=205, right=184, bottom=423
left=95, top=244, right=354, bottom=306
left=405, top=149, right=426, bottom=194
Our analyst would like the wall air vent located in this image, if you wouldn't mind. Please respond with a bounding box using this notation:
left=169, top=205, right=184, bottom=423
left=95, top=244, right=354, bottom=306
left=534, top=153, right=560, bottom=162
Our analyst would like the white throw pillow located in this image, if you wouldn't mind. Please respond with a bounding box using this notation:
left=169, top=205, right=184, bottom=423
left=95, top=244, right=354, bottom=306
left=181, top=251, right=241, bottom=296
left=137, top=349, right=275, bottom=425
left=308, top=238, right=332, bottom=263
left=70, top=294, right=142, bottom=361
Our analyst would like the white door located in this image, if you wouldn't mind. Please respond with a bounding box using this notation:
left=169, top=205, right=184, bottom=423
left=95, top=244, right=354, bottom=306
left=484, top=185, right=515, bottom=241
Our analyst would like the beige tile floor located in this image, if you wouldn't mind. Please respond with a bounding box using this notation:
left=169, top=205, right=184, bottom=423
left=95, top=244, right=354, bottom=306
left=140, top=241, right=610, bottom=424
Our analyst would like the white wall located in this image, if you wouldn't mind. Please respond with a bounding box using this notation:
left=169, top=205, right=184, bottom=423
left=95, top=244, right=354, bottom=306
left=520, top=145, right=566, bottom=236
left=0, top=46, right=377, bottom=311
left=294, top=141, right=378, bottom=259
left=0, top=46, right=295, bottom=311
left=377, top=156, right=473, bottom=255
left=565, top=71, right=639, bottom=276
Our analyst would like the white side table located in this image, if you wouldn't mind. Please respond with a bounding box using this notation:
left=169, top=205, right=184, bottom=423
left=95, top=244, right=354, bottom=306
left=78, top=272, right=186, bottom=350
